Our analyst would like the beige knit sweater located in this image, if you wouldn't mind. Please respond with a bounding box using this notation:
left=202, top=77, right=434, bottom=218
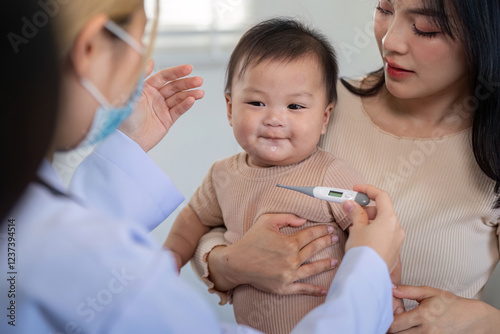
left=320, top=82, right=500, bottom=310
left=189, top=148, right=365, bottom=334
left=192, top=81, right=500, bottom=319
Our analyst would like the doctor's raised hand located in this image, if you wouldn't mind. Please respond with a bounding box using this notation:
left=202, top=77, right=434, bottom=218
left=120, top=60, right=204, bottom=152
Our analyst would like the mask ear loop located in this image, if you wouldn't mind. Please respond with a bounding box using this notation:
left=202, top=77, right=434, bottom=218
left=104, top=20, right=145, bottom=55
left=80, top=21, right=146, bottom=108
left=80, top=77, right=112, bottom=108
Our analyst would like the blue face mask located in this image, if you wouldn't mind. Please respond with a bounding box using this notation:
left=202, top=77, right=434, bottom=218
left=79, top=76, right=144, bottom=146
left=79, top=21, right=146, bottom=147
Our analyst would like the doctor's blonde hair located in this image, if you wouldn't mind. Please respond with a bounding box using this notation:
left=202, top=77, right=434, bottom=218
left=55, top=0, right=158, bottom=61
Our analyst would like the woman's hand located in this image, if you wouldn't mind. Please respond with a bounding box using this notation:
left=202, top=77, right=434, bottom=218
left=207, top=213, right=340, bottom=296
left=389, top=285, right=500, bottom=333
left=120, top=60, right=204, bottom=152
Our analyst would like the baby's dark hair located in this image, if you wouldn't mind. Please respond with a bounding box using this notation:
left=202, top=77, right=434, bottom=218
left=225, top=17, right=338, bottom=103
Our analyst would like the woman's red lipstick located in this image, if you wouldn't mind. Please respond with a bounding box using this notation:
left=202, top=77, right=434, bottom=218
left=385, top=61, right=414, bottom=80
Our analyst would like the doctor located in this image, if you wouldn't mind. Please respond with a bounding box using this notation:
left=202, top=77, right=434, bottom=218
left=0, top=0, right=404, bottom=333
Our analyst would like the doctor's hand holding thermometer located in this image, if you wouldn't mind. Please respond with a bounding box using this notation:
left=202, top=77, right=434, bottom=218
left=276, top=183, right=404, bottom=315
left=207, top=184, right=404, bottom=297
left=342, top=185, right=404, bottom=274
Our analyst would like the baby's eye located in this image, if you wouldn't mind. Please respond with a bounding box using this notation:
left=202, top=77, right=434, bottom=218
left=247, top=101, right=265, bottom=107
left=288, top=104, right=305, bottom=110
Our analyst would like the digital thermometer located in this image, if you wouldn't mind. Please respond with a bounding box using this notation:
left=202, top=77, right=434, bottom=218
left=276, top=184, right=370, bottom=206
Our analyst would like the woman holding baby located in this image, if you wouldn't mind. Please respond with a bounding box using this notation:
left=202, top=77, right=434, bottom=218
left=195, top=0, right=500, bottom=332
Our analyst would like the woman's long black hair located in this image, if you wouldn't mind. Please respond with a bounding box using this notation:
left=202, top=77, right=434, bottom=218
left=0, top=0, right=61, bottom=219
left=342, top=0, right=500, bottom=208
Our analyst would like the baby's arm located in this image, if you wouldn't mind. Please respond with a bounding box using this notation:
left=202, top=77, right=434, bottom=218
left=164, top=205, right=210, bottom=271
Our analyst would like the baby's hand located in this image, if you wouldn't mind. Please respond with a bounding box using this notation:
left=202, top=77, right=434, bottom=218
left=392, top=295, right=405, bottom=315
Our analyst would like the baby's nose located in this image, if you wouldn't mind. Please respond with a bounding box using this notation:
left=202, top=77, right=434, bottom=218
left=264, top=108, right=285, bottom=127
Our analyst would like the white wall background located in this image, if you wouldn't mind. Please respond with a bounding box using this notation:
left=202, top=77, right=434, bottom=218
left=55, top=0, right=500, bottom=326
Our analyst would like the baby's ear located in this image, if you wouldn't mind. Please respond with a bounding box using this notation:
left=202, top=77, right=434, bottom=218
left=321, top=102, right=334, bottom=134
left=225, top=92, right=233, bottom=126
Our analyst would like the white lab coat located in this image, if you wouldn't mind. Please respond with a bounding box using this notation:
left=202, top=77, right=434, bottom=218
left=0, top=131, right=393, bottom=333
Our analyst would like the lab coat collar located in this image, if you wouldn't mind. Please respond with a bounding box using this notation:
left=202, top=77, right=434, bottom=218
left=37, top=159, right=68, bottom=196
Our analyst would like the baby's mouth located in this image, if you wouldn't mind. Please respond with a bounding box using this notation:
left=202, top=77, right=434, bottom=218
left=260, top=134, right=287, bottom=140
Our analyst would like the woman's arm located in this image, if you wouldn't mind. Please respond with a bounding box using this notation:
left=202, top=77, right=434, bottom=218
left=206, top=213, right=340, bottom=296
left=389, top=285, right=500, bottom=333
left=389, top=217, right=500, bottom=332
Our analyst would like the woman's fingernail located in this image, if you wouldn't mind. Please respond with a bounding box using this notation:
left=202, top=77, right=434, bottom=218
left=332, top=235, right=339, bottom=243
left=327, top=226, right=334, bottom=234
left=392, top=283, right=397, bottom=289
left=343, top=201, right=355, bottom=214
left=331, top=259, right=338, bottom=267
left=321, top=289, right=328, bottom=295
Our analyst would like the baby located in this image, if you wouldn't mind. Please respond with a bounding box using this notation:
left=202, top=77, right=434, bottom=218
left=165, top=18, right=401, bottom=334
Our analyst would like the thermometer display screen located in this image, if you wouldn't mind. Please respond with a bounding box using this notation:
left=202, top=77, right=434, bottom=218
left=328, top=191, right=343, bottom=198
